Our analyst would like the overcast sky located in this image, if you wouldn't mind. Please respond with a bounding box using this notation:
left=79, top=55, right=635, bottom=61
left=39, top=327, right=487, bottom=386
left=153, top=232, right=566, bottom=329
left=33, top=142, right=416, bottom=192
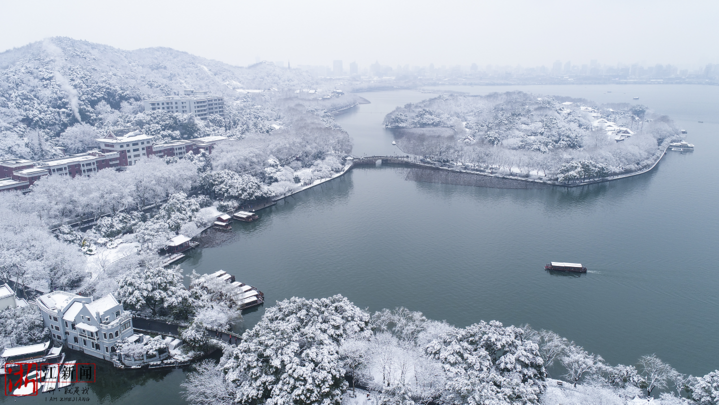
left=1, top=0, right=717, bottom=69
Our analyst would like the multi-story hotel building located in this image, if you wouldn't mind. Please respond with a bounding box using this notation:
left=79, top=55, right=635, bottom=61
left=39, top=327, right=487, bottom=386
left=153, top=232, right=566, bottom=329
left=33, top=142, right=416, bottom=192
left=143, top=89, right=224, bottom=119
left=37, top=291, right=134, bottom=362
left=36, top=151, right=121, bottom=176
left=95, top=131, right=154, bottom=166
left=0, top=132, right=225, bottom=192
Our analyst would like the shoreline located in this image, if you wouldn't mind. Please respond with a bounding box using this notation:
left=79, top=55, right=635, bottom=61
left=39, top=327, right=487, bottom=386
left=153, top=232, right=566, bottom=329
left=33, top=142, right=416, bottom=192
left=346, top=144, right=669, bottom=188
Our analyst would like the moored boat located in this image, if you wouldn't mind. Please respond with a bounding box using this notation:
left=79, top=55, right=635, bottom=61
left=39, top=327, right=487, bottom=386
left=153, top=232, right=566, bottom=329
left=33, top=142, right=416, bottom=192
left=233, top=211, right=258, bottom=222
left=0, top=342, right=63, bottom=375
left=545, top=262, right=587, bottom=273
left=669, top=140, right=694, bottom=151
left=213, top=213, right=232, bottom=230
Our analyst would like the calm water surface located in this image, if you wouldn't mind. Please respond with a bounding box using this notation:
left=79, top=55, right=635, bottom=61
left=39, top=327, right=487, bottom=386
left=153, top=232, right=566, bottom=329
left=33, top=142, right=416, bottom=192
left=7, top=85, right=716, bottom=404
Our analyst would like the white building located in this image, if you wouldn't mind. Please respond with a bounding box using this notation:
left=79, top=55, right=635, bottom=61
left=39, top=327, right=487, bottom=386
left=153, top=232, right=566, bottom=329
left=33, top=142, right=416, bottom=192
left=143, top=89, right=225, bottom=119
left=36, top=151, right=121, bottom=177
left=96, top=131, right=154, bottom=166
left=36, top=291, right=134, bottom=362
left=0, top=283, right=20, bottom=310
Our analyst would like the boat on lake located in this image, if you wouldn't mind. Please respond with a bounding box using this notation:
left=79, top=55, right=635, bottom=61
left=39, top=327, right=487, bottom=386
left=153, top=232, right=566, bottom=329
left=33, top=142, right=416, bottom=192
left=392, top=141, right=396, bottom=145
left=669, top=141, right=694, bottom=151
left=213, top=214, right=232, bottom=230
left=545, top=262, right=587, bottom=273
left=633, top=97, right=639, bottom=100
left=233, top=211, right=258, bottom=222
left=0, top=342, right=64, bottom=375
left=680, top=129, right=687, bottom=134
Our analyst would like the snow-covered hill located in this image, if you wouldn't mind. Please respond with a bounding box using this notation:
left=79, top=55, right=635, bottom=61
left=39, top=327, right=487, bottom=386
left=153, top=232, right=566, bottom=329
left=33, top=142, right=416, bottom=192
left=384, top=92, right=681, bottom=183
left=0, top=37, right=319, bottom=140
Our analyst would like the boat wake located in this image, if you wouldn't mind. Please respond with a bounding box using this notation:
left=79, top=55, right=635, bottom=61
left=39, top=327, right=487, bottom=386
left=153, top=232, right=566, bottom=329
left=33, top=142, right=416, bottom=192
left=586, top=270, right=601, bottom=274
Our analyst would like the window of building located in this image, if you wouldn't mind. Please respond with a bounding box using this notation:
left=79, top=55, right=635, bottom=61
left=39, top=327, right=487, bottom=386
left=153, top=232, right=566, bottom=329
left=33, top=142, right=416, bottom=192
left=115, top=331, right=119, bottom=337
left=53, top=316, right=58, bottom=321
left=115, top=311, right=120, bottom=318
left=106, top=347, right=109, bottom=353
left=71, top=323, right=76, bottom=330
left=74, top=337, right=78, bottom=343
left=104, top=332, right=107, bottom=339
left=83, top=339, right=87, bottom=346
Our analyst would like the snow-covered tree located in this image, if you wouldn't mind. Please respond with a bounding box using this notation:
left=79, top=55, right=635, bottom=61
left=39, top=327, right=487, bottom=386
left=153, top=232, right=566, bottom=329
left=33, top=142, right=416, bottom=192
left=638, top=354, right=675, bottom=397
left=181, top=360, right=236, bottom=405
left=58, top=123, right=99, bottom=153
left=0, top=305, right=50, bottom=353
left=693, top=370, right=719, bottom=405
left=340, top=339, right=370, bottom=397
left=559, top=344, right=603, bottom=387
left=219, top=295, right=371, bottom=404
left=115, top=264, right=191, bottom=318
left=425, top=320, right=546, bottom=404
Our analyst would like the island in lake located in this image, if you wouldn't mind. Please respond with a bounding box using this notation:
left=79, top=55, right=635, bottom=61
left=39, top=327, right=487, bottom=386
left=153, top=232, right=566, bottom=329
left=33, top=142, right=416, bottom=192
left=384, top=92, right=683, bottom=185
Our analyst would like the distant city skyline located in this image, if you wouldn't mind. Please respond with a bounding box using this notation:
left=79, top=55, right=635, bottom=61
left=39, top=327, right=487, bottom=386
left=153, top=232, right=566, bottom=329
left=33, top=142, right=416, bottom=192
left=1, top=0, right=717, bottom=69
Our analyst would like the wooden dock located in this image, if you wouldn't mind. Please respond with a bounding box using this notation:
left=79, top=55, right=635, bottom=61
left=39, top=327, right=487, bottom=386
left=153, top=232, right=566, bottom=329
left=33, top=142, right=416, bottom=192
left=162, top=253, right=186, bottom=267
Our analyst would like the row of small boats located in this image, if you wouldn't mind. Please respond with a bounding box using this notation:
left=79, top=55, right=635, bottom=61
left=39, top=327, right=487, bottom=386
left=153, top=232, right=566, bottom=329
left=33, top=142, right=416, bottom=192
left=213, top=211, right=259, bottom=230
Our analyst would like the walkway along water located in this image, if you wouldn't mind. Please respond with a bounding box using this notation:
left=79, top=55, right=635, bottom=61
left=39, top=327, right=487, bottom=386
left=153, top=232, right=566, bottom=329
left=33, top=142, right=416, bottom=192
left=346, top=145, right=670, bottom=188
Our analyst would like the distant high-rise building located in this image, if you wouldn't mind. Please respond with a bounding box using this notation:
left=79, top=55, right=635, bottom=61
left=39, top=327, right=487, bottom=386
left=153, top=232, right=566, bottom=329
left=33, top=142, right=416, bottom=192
left=470, top=63, right=478, bottom=72
left=551, top=60, right=562, bottom=76
left=350, top=61, right=358, bottom=76
left=333, top=60, right=343, bottom=76
left=563, top=61, right=571, bottom=74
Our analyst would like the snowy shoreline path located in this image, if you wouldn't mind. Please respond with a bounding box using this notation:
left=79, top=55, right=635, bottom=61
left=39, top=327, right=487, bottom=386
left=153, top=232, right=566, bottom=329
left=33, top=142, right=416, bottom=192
left=348, top=144, right=670, bottom=188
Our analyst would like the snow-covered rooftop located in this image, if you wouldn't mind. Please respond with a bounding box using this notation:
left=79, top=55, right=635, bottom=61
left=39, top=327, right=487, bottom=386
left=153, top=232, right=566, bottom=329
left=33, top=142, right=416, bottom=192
left=86, top=294, right=119, bottom=316
left=167, top=235, right=191, bottom=246
left=551, top=262, right=583, bottom=268
left=38, top=152, right=119, bottom=168
left=38, top=291, right=80, bottom=312
left=194, top=135, right=227, bottom=144
left=1, top=341, right=50, bottom=358
left=0, top=283, right=13, bottom=299
left=62, top=302, right=83, bottom=322
left=0, top=178, right=28, bottom=190
left=0, top=158, right=33, bottom=167
left=14, top=168, right=49, bottom=177
left=96, top=132, right=153, bottom=144
left=76, top=323, right=98, bottom=332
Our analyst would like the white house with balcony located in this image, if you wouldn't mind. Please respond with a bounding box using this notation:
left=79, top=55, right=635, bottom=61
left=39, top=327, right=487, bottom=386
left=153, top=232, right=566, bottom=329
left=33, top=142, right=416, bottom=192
left=36, top=291, right=134, bottom=362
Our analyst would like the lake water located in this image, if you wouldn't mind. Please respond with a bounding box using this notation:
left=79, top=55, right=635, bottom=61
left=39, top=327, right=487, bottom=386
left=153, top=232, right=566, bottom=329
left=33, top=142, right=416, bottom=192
left=7, top=85, right=716, bottom=404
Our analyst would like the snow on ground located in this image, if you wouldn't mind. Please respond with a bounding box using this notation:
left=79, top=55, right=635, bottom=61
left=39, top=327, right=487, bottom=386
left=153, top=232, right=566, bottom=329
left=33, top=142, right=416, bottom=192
left=85, top=241, right=140, bottom=280
left=542, top=379, right=665, bottom=405
left=342, top=389, right=376, bottom=405
left=180, top=206, right=222, bottom=238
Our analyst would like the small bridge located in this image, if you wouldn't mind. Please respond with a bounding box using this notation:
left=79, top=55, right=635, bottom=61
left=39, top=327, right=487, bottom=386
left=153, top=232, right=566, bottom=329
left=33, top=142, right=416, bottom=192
left=350, top=155, right=428, bottom=167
